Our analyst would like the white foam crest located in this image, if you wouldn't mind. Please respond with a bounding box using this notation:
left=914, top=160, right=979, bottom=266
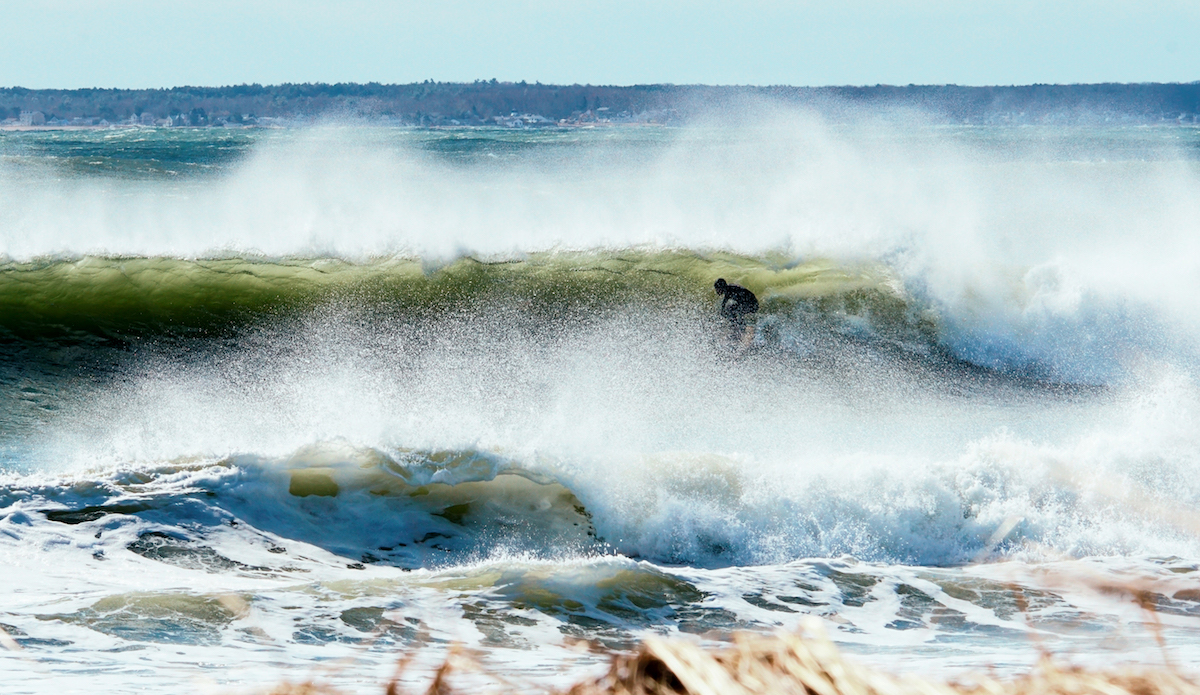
left=588, top=363, right=1200, bottom=565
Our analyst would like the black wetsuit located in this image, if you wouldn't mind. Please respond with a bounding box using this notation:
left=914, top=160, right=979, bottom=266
left=715, top=281, right=758, bottom=328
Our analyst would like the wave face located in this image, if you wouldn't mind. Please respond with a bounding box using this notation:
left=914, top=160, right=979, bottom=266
left=0, top=252, right=909, bottom=339
left=3, top=120, right=1200, bottom=692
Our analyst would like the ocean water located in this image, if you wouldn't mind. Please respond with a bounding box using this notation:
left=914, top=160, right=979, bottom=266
left=3, top=115, right=1200, bottom=693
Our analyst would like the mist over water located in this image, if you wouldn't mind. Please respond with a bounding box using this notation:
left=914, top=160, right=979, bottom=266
left=3, top=110, right=1200, bottom=691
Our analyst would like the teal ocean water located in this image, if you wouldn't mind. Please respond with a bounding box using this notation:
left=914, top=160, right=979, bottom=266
left=3, top=119, right=1200, bottom=693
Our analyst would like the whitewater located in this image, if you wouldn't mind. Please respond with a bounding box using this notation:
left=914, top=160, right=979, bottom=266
left=2, top=112, right=1200, bottom=694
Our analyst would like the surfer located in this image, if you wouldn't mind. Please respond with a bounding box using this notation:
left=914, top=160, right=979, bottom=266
left=714, top=278, right=758, bottom=346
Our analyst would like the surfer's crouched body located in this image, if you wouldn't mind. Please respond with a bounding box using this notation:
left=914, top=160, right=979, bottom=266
left=714, top=278, right=758, bottom=332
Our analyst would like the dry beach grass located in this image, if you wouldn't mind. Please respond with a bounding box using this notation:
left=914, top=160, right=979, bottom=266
left=260, top=623, right=1200, bottom=695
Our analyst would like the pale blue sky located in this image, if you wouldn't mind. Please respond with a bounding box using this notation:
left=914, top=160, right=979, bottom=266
left=5, top=0, right=1199, bottom=88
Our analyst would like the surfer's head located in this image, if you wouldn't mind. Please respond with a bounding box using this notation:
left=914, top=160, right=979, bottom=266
left=714, top=278, right=727, bottom=293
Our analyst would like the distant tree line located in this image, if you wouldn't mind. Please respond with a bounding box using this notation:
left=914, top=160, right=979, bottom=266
left=1, top=81, right=1198, bottom=126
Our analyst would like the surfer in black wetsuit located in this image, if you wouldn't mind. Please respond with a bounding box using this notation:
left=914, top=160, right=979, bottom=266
left=714, top=278, right=758, bottom=345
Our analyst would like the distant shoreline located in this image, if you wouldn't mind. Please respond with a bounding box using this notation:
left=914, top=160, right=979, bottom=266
left=3, top=122, right=1197, bottom=134
left=0, top=121, right=672, bottom=132
left=3, top=82, right=1199, bottom=128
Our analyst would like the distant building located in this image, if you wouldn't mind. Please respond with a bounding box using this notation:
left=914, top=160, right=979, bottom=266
left=19, top=111, right=45, bottom=126
left=493, top=112, right=552, bottom=128
left=140, top=113, right=155, bottom=126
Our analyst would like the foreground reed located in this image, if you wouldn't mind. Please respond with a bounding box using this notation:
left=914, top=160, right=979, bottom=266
left=264, top=623, right=1199, bottom=695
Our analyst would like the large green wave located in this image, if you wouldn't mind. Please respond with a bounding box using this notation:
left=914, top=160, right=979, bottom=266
left=0, top=250, right=925, bottom=341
